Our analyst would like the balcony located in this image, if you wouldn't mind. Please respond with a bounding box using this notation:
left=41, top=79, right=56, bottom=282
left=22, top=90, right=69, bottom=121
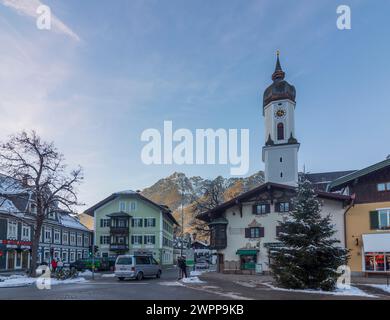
left=109, top=226, right=129, bottom=235
left=109, top=244, right=129, bottom=251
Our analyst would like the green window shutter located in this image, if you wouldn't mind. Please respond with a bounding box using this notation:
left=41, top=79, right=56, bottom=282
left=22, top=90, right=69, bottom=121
left=370, top=211, right=379, bottom=230
left=245, top=228, right=251, bottom=238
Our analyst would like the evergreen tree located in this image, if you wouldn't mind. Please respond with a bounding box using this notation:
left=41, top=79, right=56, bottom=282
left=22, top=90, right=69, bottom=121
left=270, top=179, right=349, bottom=291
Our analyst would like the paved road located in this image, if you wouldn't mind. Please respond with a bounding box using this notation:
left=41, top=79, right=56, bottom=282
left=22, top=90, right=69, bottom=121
left=1, top=268, right=389, bottom=300
left=0, top=268, right=224, bottom=300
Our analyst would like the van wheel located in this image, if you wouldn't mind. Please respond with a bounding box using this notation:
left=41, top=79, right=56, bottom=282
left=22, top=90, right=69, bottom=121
left=118, top=277, right=125, bottom=281
left=136, top=272, right=143, bottom=281
left=156, top=270, right=161, bottom=279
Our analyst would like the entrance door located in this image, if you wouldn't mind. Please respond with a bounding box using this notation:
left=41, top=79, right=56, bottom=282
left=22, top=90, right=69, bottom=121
left=22, top=251, right=29, bottom=269
left=15, top=251, right=22, bottom=269
left=7, top=251, right=15, bottom=270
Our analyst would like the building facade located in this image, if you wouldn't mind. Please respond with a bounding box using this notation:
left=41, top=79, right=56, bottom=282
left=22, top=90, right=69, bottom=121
left=85, top=190, right=178, bottom=265
left=328, top=158, right=390, bottom=274
left=198, top=182, right=350, bottom=273
left=0, top=200, right=92, bottom=271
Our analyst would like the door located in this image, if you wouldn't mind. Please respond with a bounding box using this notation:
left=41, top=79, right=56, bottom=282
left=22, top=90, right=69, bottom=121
left=22, top=251, right=29, bottom=269
left=7, top=250, right=15, bottom=270
left=15, top=251, right=22, bottom=269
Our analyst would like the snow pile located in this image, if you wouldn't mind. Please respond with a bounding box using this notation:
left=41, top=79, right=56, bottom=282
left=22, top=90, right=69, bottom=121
left=101, top=273, right=115, bottom=278
left=181, top=276, right=205, bottom=284
left=366, top=284, right=390, bottom=294
left=190, top=270, right=204, bottom=277
left=158, top=281, right=184, bottom=287
left=263, top=283, right=376, bottom=298
left=0, top=275, right=87, bottom=288
left=79, top=270, right=93, bottom=277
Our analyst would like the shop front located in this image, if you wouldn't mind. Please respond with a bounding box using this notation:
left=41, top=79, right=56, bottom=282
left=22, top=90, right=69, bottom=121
left=362, top=233, right=390, bottom=273
left=236, top=249, right=259, bottom=271
left=1, top=240, right=32, bottom=270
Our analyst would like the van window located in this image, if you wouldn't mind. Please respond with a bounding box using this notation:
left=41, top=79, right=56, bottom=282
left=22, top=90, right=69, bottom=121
left=135, top=256, right=151, bottom=265
left=116, top=257, right=132, bottom=265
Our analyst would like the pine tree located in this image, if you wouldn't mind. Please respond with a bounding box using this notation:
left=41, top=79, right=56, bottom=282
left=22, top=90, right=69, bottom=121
left=269, top=179, right=349, bottom=291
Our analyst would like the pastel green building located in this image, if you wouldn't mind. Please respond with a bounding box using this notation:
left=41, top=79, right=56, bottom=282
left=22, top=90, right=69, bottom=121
left=85, top=190, right=178, bottom=265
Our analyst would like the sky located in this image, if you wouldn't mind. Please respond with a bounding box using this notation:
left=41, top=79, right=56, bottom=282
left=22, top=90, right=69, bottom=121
left=0, top=0, right=389, bottom=209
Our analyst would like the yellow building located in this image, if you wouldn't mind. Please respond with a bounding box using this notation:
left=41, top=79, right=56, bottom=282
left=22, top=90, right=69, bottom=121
left=329, top=158, right=390, bottom=274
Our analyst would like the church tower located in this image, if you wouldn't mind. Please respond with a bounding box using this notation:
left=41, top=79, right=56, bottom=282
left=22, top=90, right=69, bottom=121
left=262, top=52, right=299, bottom=186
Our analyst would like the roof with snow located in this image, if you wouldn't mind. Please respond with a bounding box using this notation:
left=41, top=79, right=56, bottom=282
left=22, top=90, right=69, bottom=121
left=58, top=212, right=91, bottom=231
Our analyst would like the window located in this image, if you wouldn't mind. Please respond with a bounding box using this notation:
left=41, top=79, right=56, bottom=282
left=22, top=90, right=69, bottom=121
left=100, top=219, right=110, bottom=228
left=163, top=220, right=173, bottom=233
left=371, top=209, right=390, bottom=230
left=365, top=253, right=390, bottom=272
left=44, top=228, right=52, bottom=243
left=377, top=182, right=390, bottom=192
left=53, top=229, right=60, bottom=244
left=276, top=202, right=290, bottom=213
left=100, top=235, right=110, bottom=245
left=245, top=227, right=264, bottom=238
left=7, top=221, right=18, bottom=239
left=131, top=235, right=143, bottom=245
left=44, top=251, right=50, bottom=262
left=62, top=251, right=68, bottom=262
left=84, top=235, right=89, bottom=247
left=69, top=251, right=75, bottom=263
left=136, top=256, right=151, bottom=265
left=252, top=203, right=270, bottom=215
left=117, top=257, right=132, bottom=265
left=83, top=250, right=88, bottom=258
left=77, top=234, right=82, bottom=246
left=280, top=157, right=283, bottom=163
left=21, top=224, right=30, bottom=241
left=77, top=251, right=82, bottom=260
left=163, top=237, right=173, bottom=247
left=70, top=233, right=76, bottom=245
left=144, top=218, right=156, bottom=228
left=277, top=122, right=284, bottom=140
left=48, top=212, right=56, bottom=219
left=62, top=232, right=69, bottom=245
left=144, top=235, right=156, bottom=245
left=129, top=202, right=136, bottom=212
left=119, top=201, right=126, bottom=212
left=132, top=218, right=143, bottom=228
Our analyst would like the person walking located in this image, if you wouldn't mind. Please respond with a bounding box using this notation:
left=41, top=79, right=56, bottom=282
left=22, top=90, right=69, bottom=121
left=180, top=256, right=188, bottom=279
left=51, top=258, right=57, bottom=272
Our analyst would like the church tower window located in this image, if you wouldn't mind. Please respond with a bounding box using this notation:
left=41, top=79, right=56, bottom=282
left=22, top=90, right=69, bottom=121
left=277, top=123, right=284, bottom=140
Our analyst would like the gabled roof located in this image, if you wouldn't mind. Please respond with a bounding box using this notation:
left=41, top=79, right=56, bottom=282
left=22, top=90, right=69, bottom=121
left=305, top=170, right=356, bottom=191
left=84, top=191, right=179, bottom=226
left=197, top=182, right=351, bottom=222
left=328, top=158, right=390, bottom=191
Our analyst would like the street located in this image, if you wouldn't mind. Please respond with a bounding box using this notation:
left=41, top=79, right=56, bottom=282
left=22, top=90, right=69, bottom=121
left=1, top=267, right=390, bottom=300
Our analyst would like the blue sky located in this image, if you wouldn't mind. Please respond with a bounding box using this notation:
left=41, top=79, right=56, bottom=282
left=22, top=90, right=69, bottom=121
left=0, top=0, right=389, bottom=208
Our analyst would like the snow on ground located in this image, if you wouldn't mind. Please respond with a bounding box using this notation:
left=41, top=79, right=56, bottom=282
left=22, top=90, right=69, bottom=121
left=101, top=273, right=116, bottom=278
left=181, top=276, right=205, bottom=284
left=0, top=275, right=87, bottom=288
left=364, top=284, right=390, bottom=294
left=263, top=282, right=377, bottom=298
left=190, top=270, right=204, bottom=277
left=158, top=281, right=184, bottom=287
left=79, top=270, right=93, bottom=277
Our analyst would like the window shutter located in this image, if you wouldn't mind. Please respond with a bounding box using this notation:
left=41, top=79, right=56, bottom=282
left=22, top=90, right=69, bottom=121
left=140, top=219, right=143, bottom=227
left=144, top=235, right=147, bottom=244
left=144, top=219, right=147, bottom=227
left=370, top=211, right=379, bottom=230
left=252, top=205, right=257, bottom=214
left=275, top=202, right=280, bottom=212
left=131, top=236, right=134, bottom=244
left=245, top=228, right=251, bottom=238
left=259, top=227, right=265, bottom=237
left=265, top=204, right=271, bottom=214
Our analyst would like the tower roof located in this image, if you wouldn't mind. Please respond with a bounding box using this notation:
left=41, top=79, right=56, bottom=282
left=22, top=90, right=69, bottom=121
left=263, top=51, right=296, bottom=108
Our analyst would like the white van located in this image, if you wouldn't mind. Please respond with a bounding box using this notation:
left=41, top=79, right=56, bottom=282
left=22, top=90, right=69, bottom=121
left=115, top=254, right=161, bottom=281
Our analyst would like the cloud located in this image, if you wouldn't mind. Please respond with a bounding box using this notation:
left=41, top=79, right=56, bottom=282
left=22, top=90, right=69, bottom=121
left=0, top=0, right=80, bottom=41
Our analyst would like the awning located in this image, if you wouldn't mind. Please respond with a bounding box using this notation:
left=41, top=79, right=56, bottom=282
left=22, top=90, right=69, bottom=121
left=236, top=249, right=258, bottom=255
left=362, top=233, right=390, bottom=252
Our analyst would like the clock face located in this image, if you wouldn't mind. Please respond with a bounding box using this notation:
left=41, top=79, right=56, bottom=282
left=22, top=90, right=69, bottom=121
left=275, top=108, right=286, bottom=119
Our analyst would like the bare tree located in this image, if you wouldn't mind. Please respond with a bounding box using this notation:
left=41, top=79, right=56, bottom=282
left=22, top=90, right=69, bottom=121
left=0, top=131, right=83, bottom=276
left=188, top=176, right=228, bottom=238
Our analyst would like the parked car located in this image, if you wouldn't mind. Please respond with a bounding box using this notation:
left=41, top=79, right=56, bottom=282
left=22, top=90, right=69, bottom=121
left=115, top=254, right=161, bottom=281
left=71, top=258, right=110, bottom=271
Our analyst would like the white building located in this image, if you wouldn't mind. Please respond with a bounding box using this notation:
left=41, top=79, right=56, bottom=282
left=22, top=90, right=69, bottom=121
left=197, top=54, right=351, bottom=273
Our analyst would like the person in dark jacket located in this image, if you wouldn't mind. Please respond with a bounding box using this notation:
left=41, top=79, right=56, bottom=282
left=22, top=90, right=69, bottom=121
left=179, top=256, right=187, bottom=278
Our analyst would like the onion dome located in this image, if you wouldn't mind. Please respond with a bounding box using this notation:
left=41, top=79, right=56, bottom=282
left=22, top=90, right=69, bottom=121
left=263, top=51, right=296, bottom=108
